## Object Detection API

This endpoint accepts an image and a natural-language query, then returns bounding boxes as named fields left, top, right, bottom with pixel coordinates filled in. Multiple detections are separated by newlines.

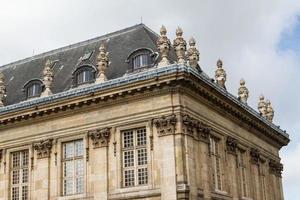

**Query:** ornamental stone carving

left=196, top=121, right=211, bottom=142
left=173, top=27, right=186, bottom=65
left=215, top=59, right=227, bottom=89
left=96, top=44, right=109, bottom=83
left=226, top=136, right=238, bottom=154
left=269, top=160, right=283, bottom=177
left=181, top=114, right=196, bottom=135
left=238, top=79, right=249, bottom=104
left=265, top=100, right=274, bottom=122
left=88, top=127, right=111, bottom=148
left=41, top=59, right=54, bottom=97
left=258, top=95, right=267, bottom=117
left=157, top=25, right=171, bottom=67
left=153, top=114, right=177, bottom=136
left=0, top=71, right=6, bottom=107
left=187, top=37, right=200, bottom=68
left=250, top=148, right=260, bottom=165
left=33, top=139, right=53, bottom=159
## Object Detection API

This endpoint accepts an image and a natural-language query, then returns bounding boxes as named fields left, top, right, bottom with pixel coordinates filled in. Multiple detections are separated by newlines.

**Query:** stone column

left=226, top=137, right=239, bottom=200
left=88, top=128, right=111, bottom=200
left=33, top=139, right=53, bottom=200
left=153, top=115, right=177, bottom=200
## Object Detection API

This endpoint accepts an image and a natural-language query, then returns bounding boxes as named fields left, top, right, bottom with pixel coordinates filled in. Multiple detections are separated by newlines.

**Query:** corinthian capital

left=88, top=127, right=111, bottom=148
left=33, top=139, right=53, bottom=159
left=153, top=114, right=177, bottom=136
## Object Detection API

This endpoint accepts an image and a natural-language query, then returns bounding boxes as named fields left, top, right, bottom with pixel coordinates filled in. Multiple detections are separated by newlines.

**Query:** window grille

left=10, top=150, right=29, bottom=200
left=62, top=140, right=84, bottom=195
left=122, top=127, right=148, bottom=187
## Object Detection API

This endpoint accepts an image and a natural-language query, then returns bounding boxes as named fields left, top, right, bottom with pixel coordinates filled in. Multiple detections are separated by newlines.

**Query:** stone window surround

left=113, top=121, right=154, bottom=194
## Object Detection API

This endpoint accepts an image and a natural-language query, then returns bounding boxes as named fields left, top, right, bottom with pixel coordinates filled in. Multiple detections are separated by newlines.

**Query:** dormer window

left=23, top=79, right=43, bottom=99
left=133, top=54, right=151, bottom=69
left=126, top=48, right=157, bottom=73
left=72, top=65, right=96, bottom=87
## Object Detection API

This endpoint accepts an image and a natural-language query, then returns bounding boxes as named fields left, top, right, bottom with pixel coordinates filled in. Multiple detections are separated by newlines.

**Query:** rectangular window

left=122, top=127, right=148, bottom=187
left=10, top=150, right=29, bottom=200
left=210, top=137, right=223, bottom=191
left=238, top=150, right=248, bottom=197
left=62, top=140, right=84, bottom=196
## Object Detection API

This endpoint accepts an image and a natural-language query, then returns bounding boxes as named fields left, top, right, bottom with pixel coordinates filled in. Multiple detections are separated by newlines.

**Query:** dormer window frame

left=72, top=64, right=97, bottom=87
left=23, top=79, right=43, bottom=100
left=126, top=48, right=158, bottom=73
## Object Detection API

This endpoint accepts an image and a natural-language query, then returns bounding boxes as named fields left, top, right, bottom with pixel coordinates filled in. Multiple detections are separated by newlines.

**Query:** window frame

left=23, top=79, right=43, bottom=99
left=9, top=149, right=30, bottom=200
left=210, top=136, right=224, bottom=192
left=121, top=127, right=149, bottom=188
left=72, top=65, right=96, bottom=87
left=125, top=48, right=157, bottom=73
left=61, top=139, right=85, bottom=196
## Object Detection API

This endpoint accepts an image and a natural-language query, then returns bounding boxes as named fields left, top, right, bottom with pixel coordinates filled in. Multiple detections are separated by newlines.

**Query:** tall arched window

left=72, top=65, right=96, bottom=87
left=23, top=79, right=43, bottom=99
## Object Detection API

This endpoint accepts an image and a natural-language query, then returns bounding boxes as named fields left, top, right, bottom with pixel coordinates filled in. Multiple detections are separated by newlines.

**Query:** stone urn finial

left=41, top=59, right=54, bottom=97
left=258, top=95, right=267, bottom=117
left=0, top=71, right=6, bottom=107
left=157, top=25, right=171, bottom=67
left=265, top=100, right=274, bottom=122
left=173, top=27, right=186, bottom=65
left=215, top=59, right=227, bottom=89
left=238, top=79, right=249, bottom=103
left=96, top=44, right=109, bottom=83
left=187, top=37, right=200, bottom=68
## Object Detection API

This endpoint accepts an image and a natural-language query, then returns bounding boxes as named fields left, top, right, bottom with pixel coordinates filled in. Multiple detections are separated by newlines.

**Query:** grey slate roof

left=0, top=24, right=176, bottom=106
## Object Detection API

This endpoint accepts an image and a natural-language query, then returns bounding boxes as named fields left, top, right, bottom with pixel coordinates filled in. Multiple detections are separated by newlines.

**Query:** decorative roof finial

left=96, top=44, right=109, bottom=83
left=258, top=95, right=267, bottom=117
left=215, top=59, right=227, bottom=89
left=0, top=71, right=6, bottom=107
left=187, top=37, right=200, bottom=69
left=266, top=100, right=274, bottom=122
left=173, top=27, right=186, bottom=65
left=157, top=25, right=171, bottom=67
left=41, top=59, right=54, bottom=97
left=238, top=79, right=249, bottom=103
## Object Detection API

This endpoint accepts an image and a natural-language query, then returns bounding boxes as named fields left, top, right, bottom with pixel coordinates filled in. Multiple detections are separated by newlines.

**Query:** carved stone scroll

left=33, top=139, right=53, bottom=159
left=88, top=127, right=111, bottom=148
left=153, top=114, right=177, bottom=136
left=226, top=136, right=238, bottom=155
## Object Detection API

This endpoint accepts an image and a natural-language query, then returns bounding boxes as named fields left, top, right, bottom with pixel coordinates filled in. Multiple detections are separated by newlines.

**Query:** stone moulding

left=33, top=139, right=53, bottom=159
left=88, top=127, right=111, bottom=148
left=0, top=65, right=289, bottom=148
left=226, top=136, right=238, bottom=155
left=153, top=114, right=177, bottom=136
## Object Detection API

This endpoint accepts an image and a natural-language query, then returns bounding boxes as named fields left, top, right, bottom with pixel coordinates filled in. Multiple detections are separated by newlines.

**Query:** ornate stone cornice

left=33, top=139, right=53, bottom=159
left=88, top=127, right=111, bottom=148
left=250, top=148, right=260, bottom=165
left=226, top=136, right=238, bottom=155
left=269, top=160, right=283, bottom=177
left=153, top=114, right=177, bottom=136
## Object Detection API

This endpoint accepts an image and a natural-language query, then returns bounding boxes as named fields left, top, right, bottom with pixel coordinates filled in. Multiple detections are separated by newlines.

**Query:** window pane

left=12, top=170, right=20, bottom=184
left=77, top=70, right=93, bottom=85
left=75, top=140, right=84, bottom=157
left=64, top=161, right=74, bottom=178
left=133, top=54, right=150, bottom=69
left=76, top=177, right=84, bottom=194
left=137, top=148, right=147, bottom=166
left=12, top=152, right=20, bottom=168
left=123, top=131, right=134, bottom=148
left=27, top=83, right=40, bottom=98
left=22, top=185, right=28, bottom=200
left=123, top=151, right=134, bottom=167
left=75, top=159, right=84, bottom=177
left=64, top=143, right=74, bottom=159
left=22, top=151, right=29, bottom=167
left=124, top=169, right=135, bottom=187
left=138, top=168, right=148, bottom=185
left=136, top=128, right=147, bottom=146
left=64, top=179, right=73, bottom=195
left=22, top=168, right=28, bottom=183
left=12, top=187, right=19, bottom=200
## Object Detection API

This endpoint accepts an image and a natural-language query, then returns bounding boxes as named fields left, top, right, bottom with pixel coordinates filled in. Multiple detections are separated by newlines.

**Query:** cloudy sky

left=0, top=0, right=299, bottom=198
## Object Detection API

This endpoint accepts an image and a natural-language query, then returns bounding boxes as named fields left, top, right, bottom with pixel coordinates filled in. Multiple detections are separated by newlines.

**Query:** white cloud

left=0, top=0, right=300, bottom=198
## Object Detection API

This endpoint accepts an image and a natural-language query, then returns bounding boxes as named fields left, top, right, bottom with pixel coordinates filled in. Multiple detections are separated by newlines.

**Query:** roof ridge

left=0, top=23, right=145, bottom=70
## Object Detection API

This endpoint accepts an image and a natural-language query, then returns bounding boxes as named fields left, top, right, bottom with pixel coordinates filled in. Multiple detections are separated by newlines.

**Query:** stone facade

left=0, top=25, right=289, bottom=200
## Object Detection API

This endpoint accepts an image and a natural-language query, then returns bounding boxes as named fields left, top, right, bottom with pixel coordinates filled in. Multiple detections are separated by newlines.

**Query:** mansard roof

left=0, top=23, right=175, bottom=106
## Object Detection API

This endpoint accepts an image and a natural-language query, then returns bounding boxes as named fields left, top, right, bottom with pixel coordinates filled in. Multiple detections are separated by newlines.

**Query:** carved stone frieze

left=226, top=136, right=238, bottom=155
left=33, top=139, right=53, bottom=159
left=153, top=114, right=177, bottom=136
left=250, top=148, right=260, bottom=165
left=88, top=127, right=111, bottom=148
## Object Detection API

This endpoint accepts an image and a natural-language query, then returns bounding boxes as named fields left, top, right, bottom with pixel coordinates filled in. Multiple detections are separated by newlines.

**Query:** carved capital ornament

left=88, top=127, right=111, bottom=148
left=153, top=114, right=177, bottom=136
left=33, top=139, right=53, bottom=159
left=250, top=148, right=260, bottom=165
left=226, top=136, right=238, bottom=154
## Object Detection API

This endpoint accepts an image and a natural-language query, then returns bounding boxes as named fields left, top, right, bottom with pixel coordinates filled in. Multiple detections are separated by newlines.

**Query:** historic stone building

left=0, top=24, right=289, bottom=200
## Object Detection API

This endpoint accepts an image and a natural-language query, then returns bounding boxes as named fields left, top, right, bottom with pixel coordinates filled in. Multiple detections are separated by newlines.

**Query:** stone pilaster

left=88, top=128, right=111, bottom=199
left=249, top=148, right=261, bottom=199
left=226, top=137, right=239, bottom=199
left=33, top=139, right=53, bottom=200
